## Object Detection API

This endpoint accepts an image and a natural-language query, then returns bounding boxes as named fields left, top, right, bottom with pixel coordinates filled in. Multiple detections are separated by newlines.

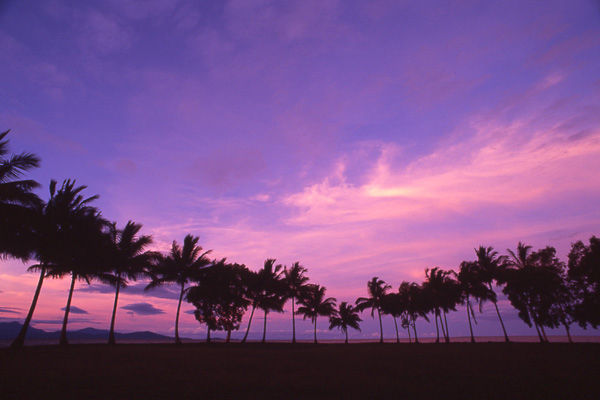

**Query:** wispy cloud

left=61, top=306, right=89, bottom=315
left=121, top=302, right=165, bottom=316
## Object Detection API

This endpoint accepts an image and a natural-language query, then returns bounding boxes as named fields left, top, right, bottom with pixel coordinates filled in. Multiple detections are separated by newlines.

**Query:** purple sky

left=1, top=0, right=600, bottom=341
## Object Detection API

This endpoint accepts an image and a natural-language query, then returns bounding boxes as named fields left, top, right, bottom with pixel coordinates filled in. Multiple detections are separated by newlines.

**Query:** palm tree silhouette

left=106, top=221, right=159, bottom=345
left=356, top=277, right=390, bottom=343
left=146, top=234, right=212, bottom=344
left=380, top=292, right=405, bottom=343
left=329, top=302, right=361, bottom=344
left=457, top=261, right=496, bottom=343
left=398, top=281, right=430, bottom=343
left=11, top=179, right=103, bottom=347
left=283, top=262, right=310, bottom=343
left=475, top=246, right=510, bottom=342
left=256, top=259, right=286, bottom=343
left=297, top=284, right=337, bottom=343
left=0, top=129, right=41, bottom=260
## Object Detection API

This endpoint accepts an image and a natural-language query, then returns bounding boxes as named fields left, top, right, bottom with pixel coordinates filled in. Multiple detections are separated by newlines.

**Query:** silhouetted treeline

left=2, top=129, right=599, bottom=347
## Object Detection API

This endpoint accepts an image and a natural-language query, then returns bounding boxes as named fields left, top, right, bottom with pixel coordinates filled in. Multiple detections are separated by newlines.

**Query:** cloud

left=77, top=283, right=116, bottom=294
left=0, top=307, right=21, bottom=315
left=61, top=306, right=89, bottom=314
left=121, top=302, right=165, bottom=316
left=122, top=282, right=181, bottom=300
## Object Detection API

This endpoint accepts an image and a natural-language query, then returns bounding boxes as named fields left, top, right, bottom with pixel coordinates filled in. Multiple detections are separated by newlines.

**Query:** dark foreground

left=1, top=342, right=599, bottom=399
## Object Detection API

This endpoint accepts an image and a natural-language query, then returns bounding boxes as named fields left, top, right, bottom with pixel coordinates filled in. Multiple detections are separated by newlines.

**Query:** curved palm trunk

left=489, top=284, right=510, bottom=343
left=377, top=307, right=384, bottom=343
left=564, top=322, right=573, bottom=343
left=393, top=316, right=400, bottom=344
left=291, top=296, right=296, bottom=344
left=540, top=325, right=549, bottom=343
left=434, top=309, right=440, bottom=343
left=242, top=306, right=256, bottom=343
left=60, top=273, right=77, bottom=346
left=313, top=316, right=318, bottom=344
left=262, top=310, right=268, bottom=343
left=438, top=312, right=447, bottom=341
left=108, top=274, right=122, bottom=345
left=412, top=321, right=419, bottom=343
left=174, top=283, right=185, bottom=345
left=442, top=311, right=450, bottom=343
left=466, top=298, right=475, bottom=343
left=529, top=307, right=545, bottom=343
left=407, top=325, right=412, bottom=343
left=11, top=265, right=46, bottom=348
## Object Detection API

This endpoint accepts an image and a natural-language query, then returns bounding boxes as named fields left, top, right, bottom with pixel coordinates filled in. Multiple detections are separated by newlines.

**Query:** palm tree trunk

left=174, top=283, right=184, bottom=345
left=60, top=273, right=77, bottom=346
left=206, top=327, right=211, bottom=343
left=226, top=329, right=231, bottom=343
left=489, top=284, right=510, bottom=343
left=529, top=308, right=544, bottom=343
left=313, top=316, right=318, bottom=344
left=466, top=297, right=475, bottom=343
left=291, top=296, right=296, bottom=344
left=393, top=316, right=400, bottom=343
left=407, top=325, right=412, bottom=343
left=443, top=310, right=450, bottom=343
left=108, top=274, right=122, bottom=345
left=11, top=265, right=46, bottom=349
left=540, top=325, right=549, bottom=343
left=345, top=329, right=348, bottom=344
left=434, top=309, right=440, bottom=343
left=377, top=307, right=384, bottom=343
left=242, top=306, right=255, bottom=343
left=262, top=310, right=268, bottom=343
left=564, top=322, right=573, bottom=343
left=413, top=321, right=419, bottom=343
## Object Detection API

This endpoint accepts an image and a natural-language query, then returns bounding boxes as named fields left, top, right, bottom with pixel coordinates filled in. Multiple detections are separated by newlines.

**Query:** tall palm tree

left=475, top=246, right=510, bottom=342
left=399, top=281, right=431, bottom=343
left=0, top=129, right=41, bottom=260
left=329, top=302, right=361, bottom=344
left=241, top=268, right=260, bottom=343
left=10, top=179, right=102, bottom=348
left=297, top=284, right=337, bottom=343
left=356, top=277, right=391, bottom=343
left=106, top=221, right=160, bottom=345
left=146, top=234, right=212, bottom=344
left=257, top=259, right=286, bottom=343
left=423, top=267, right=459, bottom=343
left=283, top=262, right=310, bottom=343
left=380, top=292, right=405, bottom=343
left=457, top=261, right=497, bottom=343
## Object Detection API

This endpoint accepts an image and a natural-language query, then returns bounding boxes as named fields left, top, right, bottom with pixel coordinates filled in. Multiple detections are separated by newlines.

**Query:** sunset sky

left=1, top=0, right=600, bottom=341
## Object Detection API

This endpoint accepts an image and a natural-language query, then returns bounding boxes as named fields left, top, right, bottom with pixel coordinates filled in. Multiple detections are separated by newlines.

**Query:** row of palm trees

left=2, top=129, right=599, bottom=346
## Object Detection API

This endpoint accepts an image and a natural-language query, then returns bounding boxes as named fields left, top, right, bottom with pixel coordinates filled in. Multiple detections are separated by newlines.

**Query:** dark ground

left=1, top=342, right=598, bottom=399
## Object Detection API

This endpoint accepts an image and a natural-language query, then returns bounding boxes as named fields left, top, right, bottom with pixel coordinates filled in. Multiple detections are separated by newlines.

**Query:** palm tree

left=398, top=281, right=430, bottom=343
left=329, top=302, right=361, bottom=344
left=283, top=262, right=310, bottom=343
left=475, top=246, right=510, bottom=342
left=0, top=129, right=41, bottom=260
left=241, top=268, right=260, bottom=343
left=297, top=284, right=337, bottom=343
left=355, top=277, right=391, bottom=343
left=457, top=261, right=497, bottom=343
left=106, top=221, right=159, bottom=345
left=146, top=234, right=212, bottom=344
left=11, top=179, right=102, bottom=348
left=380, top=292, right=405, bottom=343
left=256, top=259, right=286, bottom=343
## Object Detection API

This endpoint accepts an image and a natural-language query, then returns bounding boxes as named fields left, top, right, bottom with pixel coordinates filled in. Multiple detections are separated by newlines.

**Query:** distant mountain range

left=0, top=321, right=172, bottom=341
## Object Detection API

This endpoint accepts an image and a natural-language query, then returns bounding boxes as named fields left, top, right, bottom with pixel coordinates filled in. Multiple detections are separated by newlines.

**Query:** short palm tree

left=106, top=221, right=159, bottom=345
left=256, top=259, right=286, bottom=343
left=329, top=302, right=361, bottom=344
left=283, top=262, right=310, bottom=343
left=355, top=277, right=391, bottom=343
left=146, top=234, right=212, bottom=344
left=398, top=281, right=431, bottom=343
left=423, top=267, right=459, bottom=343
left=297, top=284, right=337, bottom=343
left=380, top=292, right=406, bottom=343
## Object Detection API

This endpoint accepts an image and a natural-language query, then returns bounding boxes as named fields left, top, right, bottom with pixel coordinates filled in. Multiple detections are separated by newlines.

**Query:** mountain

left=0, top=322, right=172, bottom=340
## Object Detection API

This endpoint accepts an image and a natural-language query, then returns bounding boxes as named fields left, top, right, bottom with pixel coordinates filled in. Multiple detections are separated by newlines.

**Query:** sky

left=1, top=0, right=600, bottom=342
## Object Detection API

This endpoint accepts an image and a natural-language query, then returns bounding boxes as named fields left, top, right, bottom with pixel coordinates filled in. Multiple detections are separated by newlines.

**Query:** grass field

left=1, top=342, right=599, bottom=399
